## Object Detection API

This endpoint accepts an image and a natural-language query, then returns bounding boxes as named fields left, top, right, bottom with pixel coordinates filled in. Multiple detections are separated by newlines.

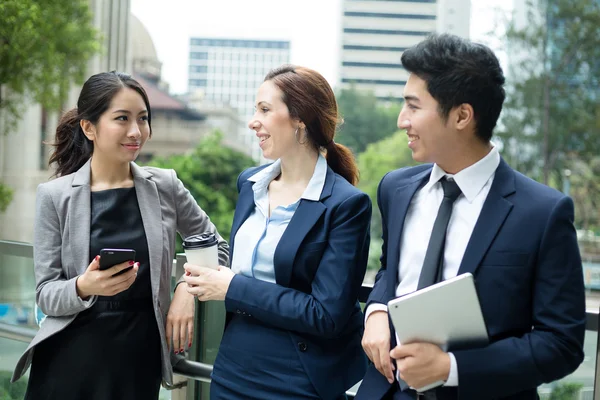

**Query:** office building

left=339, top=0, right=471, bottom=102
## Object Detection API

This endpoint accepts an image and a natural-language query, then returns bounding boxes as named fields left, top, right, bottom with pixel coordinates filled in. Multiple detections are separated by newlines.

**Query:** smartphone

left=99, top=248, right=136, bottom=274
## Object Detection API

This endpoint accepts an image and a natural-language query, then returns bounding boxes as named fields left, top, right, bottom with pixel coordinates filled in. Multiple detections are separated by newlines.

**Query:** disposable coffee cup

left=182, top=233, right=219, bottom=270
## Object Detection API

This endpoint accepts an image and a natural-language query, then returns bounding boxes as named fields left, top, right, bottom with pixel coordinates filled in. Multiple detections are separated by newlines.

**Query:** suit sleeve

left=171, top=169, right=229, bottom=268
left=224, top=192, right=372, bottom=338
left=366, top=172, right=392, bottom=309
left=34, top=184, right=96, bottom=317
left=453, top=196, right=586, bottom=399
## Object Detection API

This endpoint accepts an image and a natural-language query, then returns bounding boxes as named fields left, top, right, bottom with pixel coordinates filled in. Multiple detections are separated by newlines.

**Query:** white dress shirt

left=366, top=146, right=500, bottom=387
left=230, top=155, right=327, bottom=282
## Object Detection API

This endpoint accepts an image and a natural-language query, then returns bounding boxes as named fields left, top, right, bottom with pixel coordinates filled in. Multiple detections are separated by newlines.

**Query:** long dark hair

left=265, top=65, right=359, bottom=186
left=48, top=71, right=152, bottom=177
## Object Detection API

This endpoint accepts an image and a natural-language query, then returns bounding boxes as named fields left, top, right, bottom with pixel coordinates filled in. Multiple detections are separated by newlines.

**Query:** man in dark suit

left=356, top=34, right=586, bottom=400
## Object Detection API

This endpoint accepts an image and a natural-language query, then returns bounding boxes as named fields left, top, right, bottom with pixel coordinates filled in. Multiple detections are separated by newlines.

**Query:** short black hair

left=401, top=34, right=505, bottom=142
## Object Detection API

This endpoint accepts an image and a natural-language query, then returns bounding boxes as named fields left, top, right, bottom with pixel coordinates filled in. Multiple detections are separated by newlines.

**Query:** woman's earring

left=295, top=126, right=308, bottom=145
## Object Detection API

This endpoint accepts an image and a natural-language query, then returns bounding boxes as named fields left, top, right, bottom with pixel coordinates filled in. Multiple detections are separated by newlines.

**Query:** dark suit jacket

left=223, top=164, right=372, bottom=400
left=356, top=159, right=586, bottom=400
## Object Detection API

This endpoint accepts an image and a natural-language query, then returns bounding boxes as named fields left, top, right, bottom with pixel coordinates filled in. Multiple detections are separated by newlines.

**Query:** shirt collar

left=248, top=154, right=328, bottom=201
left=423, top=145, right=500, bottom=203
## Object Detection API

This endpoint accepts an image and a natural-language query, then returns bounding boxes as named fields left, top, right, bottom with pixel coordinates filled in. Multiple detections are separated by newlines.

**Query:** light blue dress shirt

left=230, top=155, right=328, bottom=283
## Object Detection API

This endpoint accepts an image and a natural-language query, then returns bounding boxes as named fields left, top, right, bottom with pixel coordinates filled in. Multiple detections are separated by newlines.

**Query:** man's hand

left=362, top=311, right=395, bottom=383
left=390, top=342, right=450, bottom=390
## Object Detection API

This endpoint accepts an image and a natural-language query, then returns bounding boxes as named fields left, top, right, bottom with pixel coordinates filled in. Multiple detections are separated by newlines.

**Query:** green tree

left=336, top=86, right=402, bottom=155
left=548, top=382, right=583, bottom=400
left=0, top=0, right=100, bottom=212
left=0, top=184, right=13, bottom=213
left=496, top=0, right=600, bottom=186
left=568, top=156, right=600, bottom=231
left=0, top=0, right=100, bottom=132
left=0, top=370, right=27, bottom=399
left=149, top=132, right=256, bottom=251
left=357, top=130, right=418, bottom=272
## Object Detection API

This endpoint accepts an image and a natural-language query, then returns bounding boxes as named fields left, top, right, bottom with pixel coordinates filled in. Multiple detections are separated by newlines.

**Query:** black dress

left=25, top=187, right=162, bottom=400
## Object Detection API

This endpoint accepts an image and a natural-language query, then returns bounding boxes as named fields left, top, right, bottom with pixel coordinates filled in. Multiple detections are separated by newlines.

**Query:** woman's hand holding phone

left=76, top=255, right=139, bottom=299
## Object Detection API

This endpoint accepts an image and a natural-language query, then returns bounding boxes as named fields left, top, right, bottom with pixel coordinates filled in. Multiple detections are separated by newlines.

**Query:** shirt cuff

left=364, top=303, right=388, bottom=324
left=443, top=352, right=459, bottom=386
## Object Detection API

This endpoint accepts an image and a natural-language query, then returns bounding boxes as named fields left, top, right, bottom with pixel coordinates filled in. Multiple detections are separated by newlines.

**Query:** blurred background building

left=339, top=0, right=471, bottom=102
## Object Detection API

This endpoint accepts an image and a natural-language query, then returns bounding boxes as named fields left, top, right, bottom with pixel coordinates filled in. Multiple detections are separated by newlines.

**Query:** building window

left=343, top=28, right=429, bottom=36
left=341, top=78, right=406, bottom=86
left=190, top=65, right=208, bottom=73
left=343, top=45, right=411, bottom=52
left=342, top=62, right=402, bottom=69
left=344, top=12, right=436, bottom=20
left=190, top=52, right=208, bottom=60
left=189, top=79, right=208, bottom=87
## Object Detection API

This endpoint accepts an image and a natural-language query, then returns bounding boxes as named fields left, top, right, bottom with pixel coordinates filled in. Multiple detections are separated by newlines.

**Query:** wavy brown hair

left=49, top=71, right=152, bottom=177
left=264, top=65, right=359, bottom=185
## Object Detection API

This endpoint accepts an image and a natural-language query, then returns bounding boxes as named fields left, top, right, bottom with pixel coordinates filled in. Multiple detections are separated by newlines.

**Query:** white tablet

left=387, top=273, right=489, bottom=353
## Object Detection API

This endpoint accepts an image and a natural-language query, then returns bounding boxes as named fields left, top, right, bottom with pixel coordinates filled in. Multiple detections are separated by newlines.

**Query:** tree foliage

left=0, top=370, right=27, bottom=399
left=0, top=0, right=100, bottom=133
left=548, top=382, right=583, bottom=400
left=0, top=183, right=13, bottom=213
left=357, top=130, right=418, bottom=272
left=148, top=132, right=257, bottom=250
left=336, top=86, right=402, bottom=155
left=496, top=0, right=600, bottom=186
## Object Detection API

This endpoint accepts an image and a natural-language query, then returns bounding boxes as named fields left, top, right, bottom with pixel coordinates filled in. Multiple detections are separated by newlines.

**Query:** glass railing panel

left=538, top=329, right=597, bottom=399
left=0, top=253, right=38, bottom=329
left=0, top=336, right=30, bottom=400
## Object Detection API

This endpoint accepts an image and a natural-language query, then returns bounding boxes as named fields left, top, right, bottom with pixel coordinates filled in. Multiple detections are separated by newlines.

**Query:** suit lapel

left=273, top=168, right=334, bottom=287
left=69, top=160, right=92, bottom=275
left=457, top=159, right=516, bottom=276
left=386, top=169, right=430, bottom=296
left=274, top=200, right=326, bottom=287
left=132, top=163, right=164, bottom=297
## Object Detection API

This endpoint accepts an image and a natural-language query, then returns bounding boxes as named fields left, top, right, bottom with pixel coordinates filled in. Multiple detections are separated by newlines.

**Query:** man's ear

left=80, top=119, right=96, bottom=141
left=452, top=103, right=474, bottom=132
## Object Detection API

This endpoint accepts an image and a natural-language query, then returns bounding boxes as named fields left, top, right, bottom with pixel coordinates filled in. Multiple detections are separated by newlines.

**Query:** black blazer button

left=298, top=342, right=308, bottom=352
left=236, top=309, right=242, bottom=314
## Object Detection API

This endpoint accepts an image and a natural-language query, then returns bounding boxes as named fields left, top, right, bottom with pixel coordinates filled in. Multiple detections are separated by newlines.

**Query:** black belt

left=87, top=297, right=154, bottom=313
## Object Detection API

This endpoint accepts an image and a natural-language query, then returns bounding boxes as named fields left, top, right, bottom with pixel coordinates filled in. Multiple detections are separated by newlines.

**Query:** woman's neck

left=89, top=155, right=133, bottom=190
left=278, top=148, right=319, bottom=186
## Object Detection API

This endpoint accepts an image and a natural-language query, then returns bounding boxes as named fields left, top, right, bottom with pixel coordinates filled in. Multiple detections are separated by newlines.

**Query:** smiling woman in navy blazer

left=184, top=64, right=372, bottom=400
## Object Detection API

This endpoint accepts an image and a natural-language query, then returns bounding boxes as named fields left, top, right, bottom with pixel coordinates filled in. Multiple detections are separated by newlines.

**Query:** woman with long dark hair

left=184, top=65, right=371, bottom=400
left=12, top=71, right=229, bottom=400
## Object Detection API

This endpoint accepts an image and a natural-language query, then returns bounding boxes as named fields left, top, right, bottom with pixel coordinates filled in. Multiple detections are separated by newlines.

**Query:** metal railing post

left=594, top=305, right=600, bottom=400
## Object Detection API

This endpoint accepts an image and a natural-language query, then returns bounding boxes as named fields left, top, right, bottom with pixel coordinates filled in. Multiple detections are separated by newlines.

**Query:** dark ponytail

left=48, top=71, right=152, bottom=177
left=265, top=65, right=359, bottom=186
left=48, top=108, right=93, bottom=177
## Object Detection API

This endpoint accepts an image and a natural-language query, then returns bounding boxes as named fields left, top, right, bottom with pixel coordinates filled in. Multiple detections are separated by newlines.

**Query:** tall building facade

left=339, top=0, right=471, bottom=102
left=188, top=38, right=290, bottom=160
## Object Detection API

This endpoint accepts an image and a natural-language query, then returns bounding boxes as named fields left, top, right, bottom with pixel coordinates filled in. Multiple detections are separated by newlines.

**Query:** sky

left=131, top=0, right=513, bottom=95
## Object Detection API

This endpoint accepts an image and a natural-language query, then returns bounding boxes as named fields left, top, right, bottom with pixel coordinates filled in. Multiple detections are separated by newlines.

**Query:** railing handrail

left=0, top=240, right=33, bottom=258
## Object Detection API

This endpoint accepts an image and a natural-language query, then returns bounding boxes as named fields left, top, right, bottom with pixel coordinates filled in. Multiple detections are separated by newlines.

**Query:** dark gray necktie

left=417, top=177, right=462, bottom=290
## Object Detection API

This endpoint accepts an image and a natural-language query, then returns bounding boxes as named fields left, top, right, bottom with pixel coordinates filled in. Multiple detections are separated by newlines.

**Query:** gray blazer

left=12, top=159, right=229, bottom=384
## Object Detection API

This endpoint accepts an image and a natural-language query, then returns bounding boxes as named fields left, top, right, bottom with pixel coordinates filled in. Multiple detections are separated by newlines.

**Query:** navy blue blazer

left=223, top=163, right=372, bottom=399
left=356, top=159, right=586, bottom=400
